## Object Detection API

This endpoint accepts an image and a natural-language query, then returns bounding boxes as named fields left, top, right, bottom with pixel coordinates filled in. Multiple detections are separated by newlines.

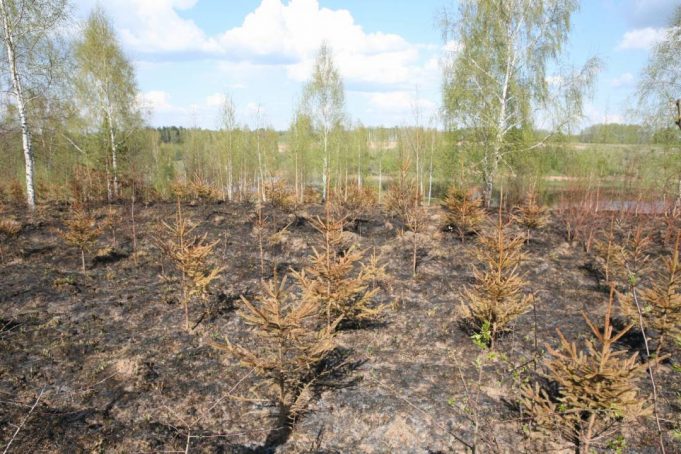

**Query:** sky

left=71, top=0, right=680, bottom=130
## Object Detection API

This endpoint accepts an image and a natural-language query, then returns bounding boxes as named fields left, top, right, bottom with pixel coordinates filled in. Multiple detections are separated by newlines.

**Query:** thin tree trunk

left=256, top=129, right=265, bottom=202
left=1, top=0, right=36, bottom=209
left=106, top=107, right=119, bottom=200
left=428, top=131, right=434, bottom=205
left=378, top=154, right=383, bottom=204
left=294, top=148, right=299, bottom=202
left=357, top=138, right=362, bottom=188
left=227, top=132, right=233, bottom=201
left=322, top=129, right=329, bottom=202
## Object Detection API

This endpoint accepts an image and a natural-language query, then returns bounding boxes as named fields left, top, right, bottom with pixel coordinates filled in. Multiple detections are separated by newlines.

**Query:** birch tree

left=74, top=7, right=139, bottom=201
left=288, top=110, right=313, bottom=202
left=441, top=0, right=598, bottom=205
left=0, top=0, right=69, bottom=209
left=636, top=6, right=681, bottom=203
left=302, top=43, right=345, bottom=202
left=637, top=7, right=681, bottom=129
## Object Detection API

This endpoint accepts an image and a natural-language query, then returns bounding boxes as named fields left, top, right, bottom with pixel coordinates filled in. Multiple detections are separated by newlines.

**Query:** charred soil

left=0, top=201, right=679, bottom=453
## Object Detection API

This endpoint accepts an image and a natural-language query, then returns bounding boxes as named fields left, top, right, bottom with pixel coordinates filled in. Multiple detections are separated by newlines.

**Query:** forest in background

left=1, top=1, right=680, bottom=209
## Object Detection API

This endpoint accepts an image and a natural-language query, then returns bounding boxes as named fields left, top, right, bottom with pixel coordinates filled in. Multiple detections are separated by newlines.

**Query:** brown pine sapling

left=460, top=206, right=531, bottom=349
left=620, top=232, right=681, bottom=354
left=105, top=204, right=122, bottom=248
left=157, top=202, right=224, bottom=331
left=334, top=182, right=377, bottom=229
left=209, top=274, right=337, bottom=439
left=404, top=200, right=426, bottom=278
left=60, top=205, right=103, bottom=272
left=252, top=201, right=268, bottom=278
left=292, top=203, right=385, bottom=329
left=442, top=186, right=486, bottom=242
left=521, top=288, right=664, bottom=453
left=383, top=159, right=419, bottom=220
left=514, top=187, right=548, bottom=243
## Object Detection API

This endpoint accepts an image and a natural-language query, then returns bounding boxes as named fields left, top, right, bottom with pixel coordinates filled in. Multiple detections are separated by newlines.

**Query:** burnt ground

left=0, top=201, right=679, bottom=453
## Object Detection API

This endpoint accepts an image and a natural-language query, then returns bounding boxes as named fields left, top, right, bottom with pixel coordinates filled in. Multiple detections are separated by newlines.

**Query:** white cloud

left=215, top=0, right=431, bottom=88
left=205, top=93, right=227, bottom=108
left=137, top=90, right=180, bottom=112
left=85, top=0, right=215, bottom=54
left=245, top=102, right=267, bottom=119
left=443, top=40, right=463, bottom=53
left=611, top=72, right=635, bottom=88
left=545, top=75, right=563, bottom=87
left=77, top=0, right=438, bottom=90
left=583, top=103, right=624, bottom=126
left=367, top=91, right=437, bottom=116
left=617, top=27, right=668, bottom=50
left=74, top=0, right=444, bottom=128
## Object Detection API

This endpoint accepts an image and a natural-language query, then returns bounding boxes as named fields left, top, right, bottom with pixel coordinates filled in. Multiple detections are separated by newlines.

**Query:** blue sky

left=72, top=0, right=679, bottom=130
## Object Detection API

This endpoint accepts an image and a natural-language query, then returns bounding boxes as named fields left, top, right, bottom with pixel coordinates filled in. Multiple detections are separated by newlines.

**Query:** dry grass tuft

left=0, top=218, right=21, bottom=238
left=0, top=218, right=22, bottom=262
left=264, top=179, right=297, bottom=211
left=8, top=180, right=25, bottom=205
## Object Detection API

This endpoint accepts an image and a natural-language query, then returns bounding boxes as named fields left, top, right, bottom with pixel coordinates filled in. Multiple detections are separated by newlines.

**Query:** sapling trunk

left=412, top=234, right=417, bottom=278
left=579, top=413, right=597, bottom=454
left=183, top=295, right=190, bottom=332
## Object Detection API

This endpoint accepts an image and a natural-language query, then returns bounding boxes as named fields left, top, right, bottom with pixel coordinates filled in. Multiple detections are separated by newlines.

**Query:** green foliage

left=636, top=6, right=681, bottom=131
left=302, top=42, right=345, bottom=200
left=471, top=320, right=492, bottom=350
left=441, top=0, right=598, bottom=203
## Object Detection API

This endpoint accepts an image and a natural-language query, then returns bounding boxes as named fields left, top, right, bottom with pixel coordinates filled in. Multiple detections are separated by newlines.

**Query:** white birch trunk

left=1, top=0, right=36, bottom=209
left=106, top=106, right=119, bottom=200
left=321, top=129, right=328, bottom=202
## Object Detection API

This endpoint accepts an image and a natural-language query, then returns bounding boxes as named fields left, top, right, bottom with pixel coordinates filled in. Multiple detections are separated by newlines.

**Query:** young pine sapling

left=521, top=289, right=663, bottom=453
left=60, top=206, right=103, bottom=272
left=442, top=186, right=486, bottom=242
left=157, top=202, right=224, bottom=331
left=460, top=208, right=531, bottom=349
left=209, top=275, right=338, bottom=439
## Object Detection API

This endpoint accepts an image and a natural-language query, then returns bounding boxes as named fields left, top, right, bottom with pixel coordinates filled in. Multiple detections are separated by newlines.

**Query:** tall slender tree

left=288, top=110, right=313, bottom=202
left=302, top=42, right=345, bottom=202
left=441, top=0, right=598, bottom=205
left=636, top=7, right=681, bottom=204
left=636, top=7, right=681, bottom=130
left=220, top=94, right=237, bottom=200
left=74, top=7, right=139, bottom=201
left=0, top=0, right=69, bottom=209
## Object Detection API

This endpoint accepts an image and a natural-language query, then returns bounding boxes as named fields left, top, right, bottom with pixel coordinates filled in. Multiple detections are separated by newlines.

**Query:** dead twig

left=629, top=286, right=666, bottom=454
left=3, top=386, right=46, bottom=454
